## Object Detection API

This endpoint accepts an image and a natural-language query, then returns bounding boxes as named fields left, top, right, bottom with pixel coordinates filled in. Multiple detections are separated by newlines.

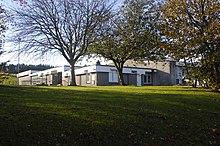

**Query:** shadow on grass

left=0, top=85, right=220, bottom=146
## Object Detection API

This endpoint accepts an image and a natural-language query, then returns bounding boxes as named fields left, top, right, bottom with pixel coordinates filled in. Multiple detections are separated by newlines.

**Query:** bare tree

left=12, top=0, right=114, bottom=85
left=0, top=5, right=7, bottom=57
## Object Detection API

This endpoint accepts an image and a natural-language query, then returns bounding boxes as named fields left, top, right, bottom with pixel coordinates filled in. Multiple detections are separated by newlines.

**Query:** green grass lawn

left=0, top=85, right=219, bottom=146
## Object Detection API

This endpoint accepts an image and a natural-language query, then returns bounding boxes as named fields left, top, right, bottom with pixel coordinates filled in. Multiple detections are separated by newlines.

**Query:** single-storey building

left=18, top=60, right=184, bottom=86
left=74, top=65, right=156, bottom=86
left=18, top=65, right=71, bottom=86
left=18, top=64, right=157, bottom=86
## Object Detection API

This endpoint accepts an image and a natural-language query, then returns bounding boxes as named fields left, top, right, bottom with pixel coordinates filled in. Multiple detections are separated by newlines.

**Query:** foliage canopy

left=91, top=0, right=161, bottom=85
left=160, top=0, right=220, bottom=90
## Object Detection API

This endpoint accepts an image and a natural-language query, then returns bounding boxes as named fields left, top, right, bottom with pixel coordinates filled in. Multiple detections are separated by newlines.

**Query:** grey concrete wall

left=96, top=72, right=137, bottom=86
left=153, top=61, right=176, bottom=85
left=152, top=72, right=157, bottom=86
left=51, top=72, right=62, bottom=85
left=123, top=60, right=177, bottom=85
left=124, top=74, right=137, bottom=86
left=96, top=72, right=119, bottom=86
left=155, top=62, right=173, bottom=85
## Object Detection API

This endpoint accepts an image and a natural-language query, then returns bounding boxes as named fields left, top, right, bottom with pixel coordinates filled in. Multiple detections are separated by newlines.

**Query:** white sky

left=1, top=0, right=69, bottom=66
left=1, top=0, right=122, bottom=66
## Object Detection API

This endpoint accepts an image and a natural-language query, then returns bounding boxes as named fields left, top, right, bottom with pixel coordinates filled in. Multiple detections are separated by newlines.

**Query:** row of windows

left=85, top=70, right=152, bottom=84
left=109, top=70, right=152, bottom=84
left=109, top=69, right=152, bottom=84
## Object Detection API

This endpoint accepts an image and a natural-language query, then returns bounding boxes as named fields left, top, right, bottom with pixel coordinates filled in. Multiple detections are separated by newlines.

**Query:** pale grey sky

left=1, top=0, right=123, bottom=66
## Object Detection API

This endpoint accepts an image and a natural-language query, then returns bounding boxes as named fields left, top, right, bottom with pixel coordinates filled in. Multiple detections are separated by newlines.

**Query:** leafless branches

left=11, top=0, right=114, bottom=85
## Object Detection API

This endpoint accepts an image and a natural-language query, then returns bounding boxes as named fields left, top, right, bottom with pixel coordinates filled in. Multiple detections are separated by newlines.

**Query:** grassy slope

left=0, top=86, right=219, bottom=146
left=0, top=73, right=18, bottom=85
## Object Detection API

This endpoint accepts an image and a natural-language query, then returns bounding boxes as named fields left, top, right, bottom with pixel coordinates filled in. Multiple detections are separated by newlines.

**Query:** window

left=85, top=70, right=90, bottom=83
left=144, top=72, right=152, bottom=84
left=109, top=69, right=118, bottom=83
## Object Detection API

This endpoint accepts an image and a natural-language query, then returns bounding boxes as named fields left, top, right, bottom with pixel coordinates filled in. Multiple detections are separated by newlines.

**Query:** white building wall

left=96, top=65, right=152, bottom=74
left=18, top=65, right=155, bottom=86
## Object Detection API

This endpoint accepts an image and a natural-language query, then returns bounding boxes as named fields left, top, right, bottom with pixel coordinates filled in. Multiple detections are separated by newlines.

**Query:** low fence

left=0, top=80, right=18, bottom=85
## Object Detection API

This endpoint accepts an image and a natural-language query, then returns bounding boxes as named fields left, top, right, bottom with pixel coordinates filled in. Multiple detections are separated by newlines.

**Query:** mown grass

left=0, top=85, right=219, bottom=146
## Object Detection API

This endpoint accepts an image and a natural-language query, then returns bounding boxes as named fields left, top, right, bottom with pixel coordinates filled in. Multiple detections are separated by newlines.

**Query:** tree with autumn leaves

left=160, top=0, right=220, bottom=90
left=7, top=0, right=220, bottom=89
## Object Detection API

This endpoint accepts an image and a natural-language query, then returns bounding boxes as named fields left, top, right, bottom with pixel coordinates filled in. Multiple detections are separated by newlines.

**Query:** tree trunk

left=214, top=62, right=220, bottom=90
left=118, top=67, right=126, bottom=86
left=69, top=63, right=77, bottom=86
left=114, top=62, right=126, bottom=86
left=193, top=78, right=197, bottom=88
